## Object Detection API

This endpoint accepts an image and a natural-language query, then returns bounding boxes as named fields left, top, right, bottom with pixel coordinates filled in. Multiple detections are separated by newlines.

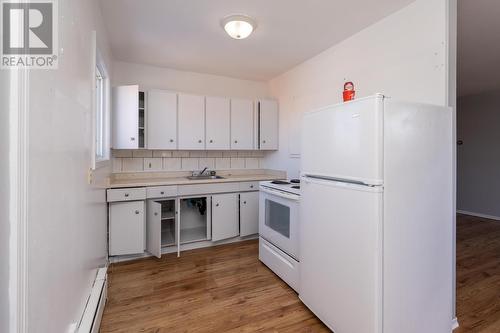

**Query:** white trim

left=9, top=65, right=29, bottom=333
left=457, top=210, right=500, bottom=221
left=78, top=267, right=108, bottom=333
left=452, top=317, right=459, bottom=330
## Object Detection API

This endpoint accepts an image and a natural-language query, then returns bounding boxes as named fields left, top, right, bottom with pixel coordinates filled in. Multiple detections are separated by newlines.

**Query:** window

left=95, top=64, right=105, bottom=160
left=92, top=31, right=110, bottom=169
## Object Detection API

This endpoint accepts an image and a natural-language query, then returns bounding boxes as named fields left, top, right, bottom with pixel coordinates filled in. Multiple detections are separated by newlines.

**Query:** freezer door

left=299, top=176, right=383, bottom=333
left=301, top=95, right=384, bottom=185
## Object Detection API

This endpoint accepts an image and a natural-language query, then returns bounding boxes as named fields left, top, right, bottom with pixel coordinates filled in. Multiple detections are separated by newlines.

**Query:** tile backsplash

left=112, top=150, right=266, bottom=173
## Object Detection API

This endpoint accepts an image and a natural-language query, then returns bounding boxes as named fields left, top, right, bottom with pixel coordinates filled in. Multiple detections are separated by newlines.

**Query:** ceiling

left=100, top=0, right=414, bottom=81
left=458, top=0, right=500, bottom=96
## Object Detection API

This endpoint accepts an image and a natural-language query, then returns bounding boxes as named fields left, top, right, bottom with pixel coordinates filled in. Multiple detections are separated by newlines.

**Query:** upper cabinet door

left=231, top=99, right=254, bottom=150
left=206, top=96, right=230, bottom=150
left=147, top=90, right=177, bottom=149
left=112, top=85, right=139, bottom=149
left=259, top=99, right=279, bottom=150
left=178, top=93, right=205, bottom=150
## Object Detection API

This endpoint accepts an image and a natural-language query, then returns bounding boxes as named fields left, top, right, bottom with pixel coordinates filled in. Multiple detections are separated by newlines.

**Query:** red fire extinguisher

left=343, top=81, right=355, bottom=102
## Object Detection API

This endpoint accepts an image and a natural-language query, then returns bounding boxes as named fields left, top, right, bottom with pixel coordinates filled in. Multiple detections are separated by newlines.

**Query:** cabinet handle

left=130, top=137, right=135, bottom=141
left=148, top=163, right=152, bottom=168
left=198, top=139, right=202, bottom=143
left=215, top=203, right=219, bottom=207
left=243, top=201, right=247, bottom=204
left=170, top=139, right=174, bottom=143
left=209, top=139, right=213, bottom=143
left=160, top=191, right=165, bottom=195
left=234, top=140, right=238, bottom=144
left=154, top=212, right=158, bottom=216
left=124, top=193, right=129, bottom=197
left=135, top=210, right=140, bottom=215
left=250, top=185, right=254, bottom=188
left=262, top=140, right=266, bottom=144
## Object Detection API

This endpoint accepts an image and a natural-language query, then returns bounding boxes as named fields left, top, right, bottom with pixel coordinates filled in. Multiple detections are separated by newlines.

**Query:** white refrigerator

left=299, top=94, right=454, bottom=333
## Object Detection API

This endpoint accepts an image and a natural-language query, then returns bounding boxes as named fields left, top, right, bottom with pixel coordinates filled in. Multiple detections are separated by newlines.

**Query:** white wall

left=25, top=0, right=112, bottom=331
left=457, top=91, right=500, bottom=219
left=113, top=61, right=270, bottom=99
left=265, top=0, right=451, bottom=178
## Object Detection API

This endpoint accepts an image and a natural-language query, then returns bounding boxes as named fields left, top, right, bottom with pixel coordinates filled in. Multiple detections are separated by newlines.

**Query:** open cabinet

left=147, top=198, right=179, bottom=258
left=179, top=196, right=211, bottom=244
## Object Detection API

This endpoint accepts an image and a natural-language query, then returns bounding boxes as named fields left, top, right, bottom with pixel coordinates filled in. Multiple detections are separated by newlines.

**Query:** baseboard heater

left=78, top=267, right=107, bottom=333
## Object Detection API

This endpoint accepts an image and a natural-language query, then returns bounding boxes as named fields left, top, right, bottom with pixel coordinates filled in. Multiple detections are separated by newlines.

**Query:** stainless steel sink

left=186, top=175, right=225, bottom=180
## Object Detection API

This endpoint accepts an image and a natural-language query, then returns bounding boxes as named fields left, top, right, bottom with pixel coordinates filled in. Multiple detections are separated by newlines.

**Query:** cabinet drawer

left=178, top=183, right=240, bottom=196
left=146, top=186, right=178, bottom=199
left=239, top=181, right=259, bottom=191
left=107, top=188, right=146, bottom=202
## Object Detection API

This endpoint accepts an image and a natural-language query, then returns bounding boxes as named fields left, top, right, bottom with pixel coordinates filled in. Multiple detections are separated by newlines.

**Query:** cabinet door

left=231, top=99, right=254, bottom=150
left=109, top=201, right=145, bottom=255
left=178, top=93, right=205, bottom=150
left=212, top=193, right=239, bottom=241
left=240, top=192, right=259, bottom=237
left=146, top=200, right=161, bottom=258
left=112, top=85, right=139, bottom=149
left=147, top=90, right=177, bottom=149
left=259, top=100, right=279, bottom=150
left=206, top=96, right=230, bottom=150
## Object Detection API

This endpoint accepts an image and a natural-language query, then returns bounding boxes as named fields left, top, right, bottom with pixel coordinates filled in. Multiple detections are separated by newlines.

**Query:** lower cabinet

left=212, top=193, right=239, bottom=242
left=240, top=192, right=259, bottom=237
left=109, top=201, right=145, bottom=256
left=108, top=186, right=261, bottom=258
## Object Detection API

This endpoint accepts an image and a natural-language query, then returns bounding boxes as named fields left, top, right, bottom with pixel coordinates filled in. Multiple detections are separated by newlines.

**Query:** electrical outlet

left=87, top=168, right=93, bottom=184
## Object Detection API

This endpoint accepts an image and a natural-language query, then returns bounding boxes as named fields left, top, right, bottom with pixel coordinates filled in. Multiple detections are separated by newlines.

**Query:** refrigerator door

left=299, top=176, right=383, bottom=333
left=301, top=95, right=384, bottom=185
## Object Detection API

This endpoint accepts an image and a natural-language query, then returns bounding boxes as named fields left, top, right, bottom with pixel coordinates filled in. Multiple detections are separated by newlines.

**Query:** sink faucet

left=192, top=167, right=209, bottom=177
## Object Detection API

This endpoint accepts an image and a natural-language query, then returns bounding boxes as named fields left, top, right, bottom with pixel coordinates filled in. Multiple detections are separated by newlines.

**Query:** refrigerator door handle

left=302, top=176, right=383, bottom=193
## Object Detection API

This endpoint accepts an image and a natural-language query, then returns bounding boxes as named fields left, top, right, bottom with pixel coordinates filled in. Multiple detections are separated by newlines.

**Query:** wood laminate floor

left=454, top=214, right=500, bottom=333
left=100, top=240, right=329, bottom=332
left=101, top=214, right=500, bottom=332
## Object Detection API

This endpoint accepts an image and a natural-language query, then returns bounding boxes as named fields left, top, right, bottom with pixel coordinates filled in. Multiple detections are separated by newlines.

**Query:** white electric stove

left=259, top=179, right=301, bottom=292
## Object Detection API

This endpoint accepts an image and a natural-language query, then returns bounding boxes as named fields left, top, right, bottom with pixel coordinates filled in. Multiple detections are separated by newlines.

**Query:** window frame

left=91, top=31, right=110, bottom=170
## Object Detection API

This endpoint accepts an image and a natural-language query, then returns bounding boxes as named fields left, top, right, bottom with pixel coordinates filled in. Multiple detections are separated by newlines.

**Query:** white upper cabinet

left=178, top=93, right=205, bottom=150
left=230, top=99, right=254, bottom=150
left=147, top=90, right=177, bottom=149
left=206, top=96, right=230, bottom=150
left=112, top=85, right=139, bottom=149
left=258, top=99, right=279, bottom=150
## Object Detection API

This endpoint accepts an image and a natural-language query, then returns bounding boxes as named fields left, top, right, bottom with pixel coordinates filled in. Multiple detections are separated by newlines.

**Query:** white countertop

left=107, top=169, right=286, bottom=189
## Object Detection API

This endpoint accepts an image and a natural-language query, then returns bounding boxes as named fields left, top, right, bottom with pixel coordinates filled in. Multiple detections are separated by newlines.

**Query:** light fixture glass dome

left=221, top=15, right=256, bottom=39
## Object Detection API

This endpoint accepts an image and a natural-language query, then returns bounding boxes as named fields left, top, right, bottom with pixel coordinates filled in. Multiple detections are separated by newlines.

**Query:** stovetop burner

left=290, top=179, right=300, bottom=184
left=271, top=180, right=290, bottom=185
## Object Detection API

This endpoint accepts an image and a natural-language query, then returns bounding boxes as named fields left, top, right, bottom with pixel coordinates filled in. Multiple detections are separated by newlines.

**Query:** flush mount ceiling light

left=221, top=14, right=257, bottom=40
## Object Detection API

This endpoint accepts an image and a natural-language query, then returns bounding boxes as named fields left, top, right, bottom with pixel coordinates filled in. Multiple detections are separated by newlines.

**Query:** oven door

left=259, top=186, right=300, bottom=260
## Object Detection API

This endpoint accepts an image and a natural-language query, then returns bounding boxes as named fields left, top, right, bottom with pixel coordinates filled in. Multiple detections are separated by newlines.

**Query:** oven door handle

left=260, top=187, right=300, bottom=201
